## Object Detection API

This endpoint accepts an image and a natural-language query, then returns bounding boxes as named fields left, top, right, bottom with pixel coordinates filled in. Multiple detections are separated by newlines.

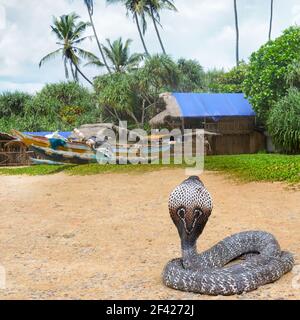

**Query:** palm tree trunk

left=134, top=11, right=149, bottom=56
left=73, top=63, right=93, bottom=85
left=141, top=99, right=146, bottom=127
left=150, top=6, right=166, bottom=55
left=268, top=0, right=274, bottom=41
left=64, top=58, right=70, bottom=80
left=233, top=0, right=239, bottom=67
left=87, top=9, right=112, bottom=74
left=70, top=60, right=76, bottom=80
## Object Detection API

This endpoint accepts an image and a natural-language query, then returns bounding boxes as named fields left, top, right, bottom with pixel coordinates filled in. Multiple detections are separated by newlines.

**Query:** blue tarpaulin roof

left=24, top=132, right=72, bottom=139
left=172, top=93, right=255, bottom=118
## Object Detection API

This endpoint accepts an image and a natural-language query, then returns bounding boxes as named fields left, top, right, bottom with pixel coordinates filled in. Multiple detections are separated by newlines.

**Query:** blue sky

left=1, top=0, right=300, bottom=93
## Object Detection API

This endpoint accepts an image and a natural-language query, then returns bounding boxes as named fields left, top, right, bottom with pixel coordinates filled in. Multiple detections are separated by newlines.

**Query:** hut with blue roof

left=150, top=92, right=265, bottom=155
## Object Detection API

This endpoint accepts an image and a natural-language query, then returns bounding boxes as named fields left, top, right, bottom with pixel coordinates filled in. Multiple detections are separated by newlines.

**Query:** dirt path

left=0, top=169, right=299, bottom=300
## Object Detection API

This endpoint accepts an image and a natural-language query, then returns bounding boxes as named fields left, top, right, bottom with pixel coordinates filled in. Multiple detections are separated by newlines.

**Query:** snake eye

left=177, top=208, right=186, bottom=219
left=194, top=209, right=202, bottom=219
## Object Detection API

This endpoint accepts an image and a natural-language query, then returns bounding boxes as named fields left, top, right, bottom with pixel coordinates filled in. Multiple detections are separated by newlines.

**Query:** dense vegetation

left=243, top=26, right=300, bottom=153
left=244, top=26, right=300, bottom=123
left=267, top=89, right=300, bottom=154
left=0, top=1, right=299, bottom=155
left=0, top=55, right=237, bottom=132
left=0, top=82, right=100, bottom=132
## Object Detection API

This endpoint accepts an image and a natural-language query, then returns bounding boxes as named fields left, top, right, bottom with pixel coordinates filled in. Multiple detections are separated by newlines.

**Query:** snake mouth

left=183, top=216, right=198, bottom=235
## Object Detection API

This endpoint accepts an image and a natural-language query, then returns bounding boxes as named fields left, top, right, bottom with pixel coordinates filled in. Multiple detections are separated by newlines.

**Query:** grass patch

left=204, top=154, right=300, bottom=183
left=0, top=154, right=299, bottom=183
left=0, top=162, right=185, bottom=176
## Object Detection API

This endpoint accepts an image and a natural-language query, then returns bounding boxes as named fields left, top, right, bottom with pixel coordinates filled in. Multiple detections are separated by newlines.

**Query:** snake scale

left=162, top=176, right=294, bottom=295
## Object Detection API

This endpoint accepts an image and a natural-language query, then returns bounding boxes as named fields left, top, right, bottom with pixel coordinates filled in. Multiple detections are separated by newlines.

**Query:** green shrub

left=59, top=105, right=85, bottom=125
left=0, top=91, right=32, bottom=117
left=267, top=88, right=300, bottom=154
left=244, top=26, right=300, bottom=122
left=209, top=63, right=248, bottom=93
left=0, top=82, right=102, bottom=132
left=23, top=82, right=100, bottom=131
left=177, top=58, right=205, bottom=92
left=94, top=55, right=181, bottom=126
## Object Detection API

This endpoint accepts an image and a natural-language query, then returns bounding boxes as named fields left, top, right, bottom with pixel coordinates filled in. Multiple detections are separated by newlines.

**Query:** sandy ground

left=0, top=169, right=299, bottom=300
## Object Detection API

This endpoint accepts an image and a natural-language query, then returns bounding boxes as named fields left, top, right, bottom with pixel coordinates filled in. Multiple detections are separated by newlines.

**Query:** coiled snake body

left=162, top=176, right=294, bottom=295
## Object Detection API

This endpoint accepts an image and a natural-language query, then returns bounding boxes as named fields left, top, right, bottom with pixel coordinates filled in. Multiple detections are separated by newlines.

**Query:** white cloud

left=0, top=0, right=300, bottom=92
left=0, top=81, right=44, bottom=93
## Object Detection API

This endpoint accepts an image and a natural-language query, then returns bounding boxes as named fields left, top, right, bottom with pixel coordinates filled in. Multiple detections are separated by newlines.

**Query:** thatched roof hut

left=0, top=132, right=15, bottom=142
left=149, top=92, right=265, bottom=155
left=0, top=132, right=32, bottom=166
left=150, top=93, right=182, bottom=127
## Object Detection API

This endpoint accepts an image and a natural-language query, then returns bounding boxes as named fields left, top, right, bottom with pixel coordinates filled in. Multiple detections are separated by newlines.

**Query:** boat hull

left=12, top=130, right=92, bottom=154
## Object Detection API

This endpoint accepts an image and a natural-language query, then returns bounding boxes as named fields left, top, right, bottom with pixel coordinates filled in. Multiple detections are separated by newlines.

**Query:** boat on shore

left=12, top=127, right=173, bottom=165
left=12, top=130, right=92, bottom=154
left=30, top=145, right=159, bottom=165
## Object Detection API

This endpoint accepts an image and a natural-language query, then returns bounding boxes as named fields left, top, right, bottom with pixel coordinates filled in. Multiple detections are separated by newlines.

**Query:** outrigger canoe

left=30, top=145, right=159, bottom=165
left=30, top=145, right=99, bottom=164
left=12, top=130, right=172, bottom=156
left=12, top=130, right=92, bottom=154
left=13, top=129, right=171, bottom=157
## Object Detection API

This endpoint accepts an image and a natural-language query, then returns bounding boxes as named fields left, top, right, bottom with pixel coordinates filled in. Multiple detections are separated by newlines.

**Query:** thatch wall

left=0, top=133, right=33, bottom=166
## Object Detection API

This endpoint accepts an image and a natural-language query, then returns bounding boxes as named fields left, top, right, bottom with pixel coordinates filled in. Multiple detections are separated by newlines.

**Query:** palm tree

left=83, top=0, right=111, bottom=73
left=145, top=0, right=177, bottom=55
left=106, top=0, right=150, bottom=56
left=268, top=0, right=274, bottom=41
left=86, top=37, right=144, bottom=72
left=39, top=13, right=96, bottom=85
left=233, top=0, right=239, bottom=66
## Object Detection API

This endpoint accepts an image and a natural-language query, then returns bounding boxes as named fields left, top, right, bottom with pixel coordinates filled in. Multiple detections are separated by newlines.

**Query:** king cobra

left=162, top=176, right=294, bottom=295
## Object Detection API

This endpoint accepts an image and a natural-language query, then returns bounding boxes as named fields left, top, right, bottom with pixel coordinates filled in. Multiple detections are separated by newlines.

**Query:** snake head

left=169, top=176, right=213, bottom=246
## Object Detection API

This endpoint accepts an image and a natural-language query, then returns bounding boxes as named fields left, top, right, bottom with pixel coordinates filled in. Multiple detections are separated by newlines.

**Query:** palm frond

left=74, top=47, right=99, bottom=61
left=84, top=0, right=94, bottom=15
left=39, top=49, right=63, bottom=67
left=73, top=21, right=91, bottom=40
left=84, top=56, right=105, bottom=68
left=50, top=26, right=64, bottom=40
left=103, top=39, right=119, bottom=68
left=127, top=52, right=144, bottom=64
left=73, top=35, right=94, bottom=44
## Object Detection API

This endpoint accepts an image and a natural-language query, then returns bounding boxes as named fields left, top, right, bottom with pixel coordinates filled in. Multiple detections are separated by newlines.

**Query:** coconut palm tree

left=106, top=0, right=150, bottom=56
left=83, top=0, right=111, bottom=73
left=145, top=0, right=177, bottom=55
left=233, top=0, right=239, bottom=66
left=268, top=0, right=274, bottom=41
left=86, top=37, right=144, bottom=72
left=39, top=13, right=96, bottom=85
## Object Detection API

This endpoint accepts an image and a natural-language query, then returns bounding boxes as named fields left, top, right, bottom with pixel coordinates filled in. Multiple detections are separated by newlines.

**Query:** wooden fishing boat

left=12, top=130, right=171, bottom=156
left=11, top=130, right=92, bottom=154
left=30, top=145, right=159, bottom=165
left=30, top=145, right=99, bottom=164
